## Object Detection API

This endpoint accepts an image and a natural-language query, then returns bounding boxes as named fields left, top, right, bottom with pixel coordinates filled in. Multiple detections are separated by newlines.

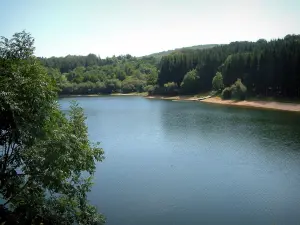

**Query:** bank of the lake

left=145, top=95, right=199, bottom=101
left=59, top=92, right=147, bottom=98
left=59, top=93, right=300, bottom=112
left=146, top=95, right=300, bottom=112
left=202, top=97, right=300, bottom=112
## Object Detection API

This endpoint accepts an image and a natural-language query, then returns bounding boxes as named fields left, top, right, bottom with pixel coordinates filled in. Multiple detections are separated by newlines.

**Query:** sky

left=1, top=0, right=300, bottom=58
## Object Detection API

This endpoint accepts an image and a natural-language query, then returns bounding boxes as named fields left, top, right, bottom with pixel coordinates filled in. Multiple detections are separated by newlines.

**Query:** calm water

left=59, top=96, right=300, bottom=225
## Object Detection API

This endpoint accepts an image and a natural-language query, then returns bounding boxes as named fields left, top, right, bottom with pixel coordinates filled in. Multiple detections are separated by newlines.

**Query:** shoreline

left=59, top=93, right=300, bottom=112
left=201, top=97, right=300, bottom=112
left=59, top=93, right=147, bottom=98
left=146, top=95, right=300, bottom=112
left=145, top=95, right=199, bottom=101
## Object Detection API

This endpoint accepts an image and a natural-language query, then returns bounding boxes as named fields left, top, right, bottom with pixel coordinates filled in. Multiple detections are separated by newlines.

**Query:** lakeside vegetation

left=39, top=55, right=159, bottom=96
left=1, top=30, right=300, bottom=224
left=1, top=32, right=105, bottom=224
left=40, top=34, right=300, bottom=101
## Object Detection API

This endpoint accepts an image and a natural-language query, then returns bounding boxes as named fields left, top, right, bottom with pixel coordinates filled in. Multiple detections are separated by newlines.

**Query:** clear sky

left=1, top=0, right=300, bottom=58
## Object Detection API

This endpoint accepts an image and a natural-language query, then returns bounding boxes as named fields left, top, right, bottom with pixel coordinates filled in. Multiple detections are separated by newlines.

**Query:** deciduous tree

left=0, top=31, right=105, bottom=225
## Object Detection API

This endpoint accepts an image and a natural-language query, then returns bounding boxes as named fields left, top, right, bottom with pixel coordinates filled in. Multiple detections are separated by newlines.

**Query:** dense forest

left=40, top=34, right=300, bottom=99
left=39, top=54, right=159, bottom=95
left=145, top=44, right=217, bottom=59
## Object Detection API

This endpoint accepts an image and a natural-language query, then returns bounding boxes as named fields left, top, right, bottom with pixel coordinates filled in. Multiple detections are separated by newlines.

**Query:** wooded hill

left=144, top=44, right=218, bottom=59
left=40, top=34, right=300, bottom=99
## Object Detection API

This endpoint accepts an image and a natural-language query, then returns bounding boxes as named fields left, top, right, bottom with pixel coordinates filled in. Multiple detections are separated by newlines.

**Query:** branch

left=1, top=133, right=14, bottom=175
left=3, top=179, right=30, bottom=206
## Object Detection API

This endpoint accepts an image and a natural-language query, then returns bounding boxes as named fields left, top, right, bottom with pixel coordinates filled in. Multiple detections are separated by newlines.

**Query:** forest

left=39, top=54, right=159, bottom=95
left=40, top=34, right=300, bottom=99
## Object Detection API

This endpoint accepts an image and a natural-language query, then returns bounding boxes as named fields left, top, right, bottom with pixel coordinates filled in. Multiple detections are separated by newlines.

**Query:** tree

left=0, top=31, right=105, bottom=224
left=221, top=79, right=247, bottom=100
left=180, top=69, right=200, bottom=94
left=39, top=34, right=300, bottom=98
left=121, top=77, right=146, bottom=93
left=212, top=72, right=224, bottom=91
left=164, top=82, right=178, bottom=95
left=104, top=79, right=121, bottom=93
left=221, top=87, right=232, bottom=99
left=231, top=78, right=247, bottom=100
left=146, top=70, right=158, bottom=86
left=144, top=85, right=155, bottom=95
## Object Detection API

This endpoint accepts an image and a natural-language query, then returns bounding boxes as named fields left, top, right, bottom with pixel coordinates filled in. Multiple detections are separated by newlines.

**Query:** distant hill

left=144, top=44, right=218, bottom=59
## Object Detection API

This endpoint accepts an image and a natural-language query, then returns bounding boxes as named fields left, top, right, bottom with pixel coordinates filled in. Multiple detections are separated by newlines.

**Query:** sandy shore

left=145, top=95, right=199, bottom=101
left=146, top=95, right=300, bottom=112
left=110, top=93, right=147, bottom=96
left=60, top=94, right=300, bottom=112
left=201, top=97, right=300, bottom=112
left=59, top=93, right=147, bottom=97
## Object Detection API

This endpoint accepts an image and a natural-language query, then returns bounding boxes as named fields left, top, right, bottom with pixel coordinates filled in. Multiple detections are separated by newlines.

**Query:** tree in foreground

left=0, top=31, right=105, bottom=224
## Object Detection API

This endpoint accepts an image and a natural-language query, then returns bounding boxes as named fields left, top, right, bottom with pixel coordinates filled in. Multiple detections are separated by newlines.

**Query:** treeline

left=154, top=34, right=300, bottom=98
left=39, top=54, right=159, bottom=95
left=41, top=34, right=300, bottom=99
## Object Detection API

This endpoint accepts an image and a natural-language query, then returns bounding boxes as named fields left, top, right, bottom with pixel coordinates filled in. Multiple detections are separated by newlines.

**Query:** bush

left=221, top=79, right=247, bottom=100
left=221, top=87, right=232, bottom=99
left=104, top=79, right=122, bottom=93
left=212, top=72, right=224, bottom=91
left=151, top=85, right=165, bottom=95
left=122, top=78, right=146, bottom=93
left=231, top=78, right=247, bottom=100
left=164, top=82, right=179, bottom=95
left=144, top=85, right=155, bottom=94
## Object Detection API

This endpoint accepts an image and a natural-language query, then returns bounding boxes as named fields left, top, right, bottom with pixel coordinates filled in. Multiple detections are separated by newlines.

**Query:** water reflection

left=59, top=97, right=300, bottom=225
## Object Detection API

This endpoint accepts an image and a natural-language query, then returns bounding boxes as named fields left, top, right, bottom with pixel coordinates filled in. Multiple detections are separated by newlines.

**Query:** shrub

left=212, top=72, right=224, bottom=91
left=221, top=79, right=247, bottom=100
left=231, top=78, right=247, bottom=100
left=144, top=85, right=155, bottom=94
left=164, top=82, right=179, bottom=95
left=221, top=87, right=232, bottom=99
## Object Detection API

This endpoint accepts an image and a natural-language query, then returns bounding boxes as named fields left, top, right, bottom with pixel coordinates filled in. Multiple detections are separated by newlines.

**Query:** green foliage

left=40, top=53, right=158, bottom=95
left=180, top=69, right=200, bottom=94
left=146, top=44, right=217, bottom=59
left=39, top=34, right=300, bottom=98
left=144, top=85, right=155, bottom=94
left=221, top=87, right=232, bottom=100
left=146, top=70, right=158, bottom=86
left=104, top=79, right=121, bottom=93
left=231, top=78, right=247, bottom=100
left=121, top=77, right=146, bottom=93
left=221, top=79, right=247, bottom=100
left=157, top=35, right=300, bottom=98
left=163, top=82, right=178, bottom=95
left=212, top=72, right=224, bottom=91
left=0, top=31, right=105, bottom=225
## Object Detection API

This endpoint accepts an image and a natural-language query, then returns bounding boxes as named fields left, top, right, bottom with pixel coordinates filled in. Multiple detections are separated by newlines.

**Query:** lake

left=59, top=96, right=300, bottom=225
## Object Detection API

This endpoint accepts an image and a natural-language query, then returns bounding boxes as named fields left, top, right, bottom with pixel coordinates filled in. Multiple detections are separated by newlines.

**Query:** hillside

left=39, top=34, right=300, bottom=99
left=144, top=44, right=218, bottom=59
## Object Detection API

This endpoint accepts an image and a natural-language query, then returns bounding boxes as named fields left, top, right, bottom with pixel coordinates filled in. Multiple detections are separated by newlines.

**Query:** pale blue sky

left=1, top=0, right=300, bottom=58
